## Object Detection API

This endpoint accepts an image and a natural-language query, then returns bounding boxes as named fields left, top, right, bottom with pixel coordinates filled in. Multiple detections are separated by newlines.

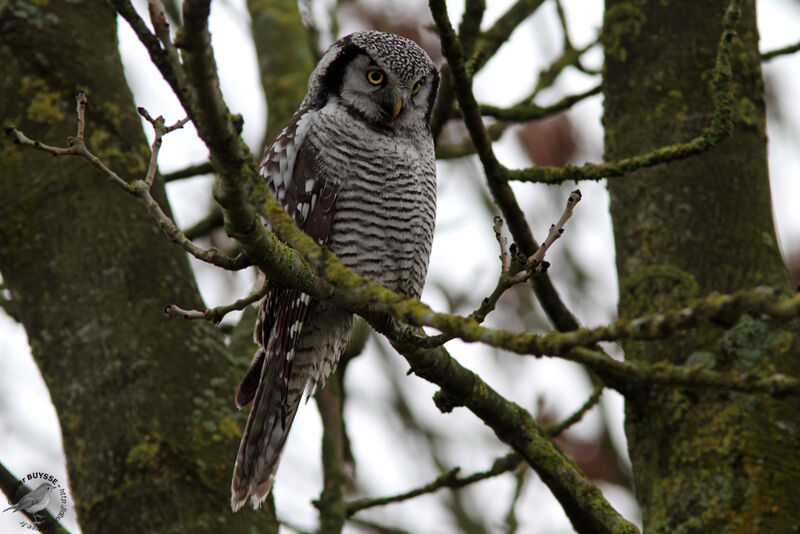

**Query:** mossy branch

left=345, top=384, right=603, bottom=517
left=346, top=452, right=522, bottom=516
left=389, top=332, right=640, bottom=534
left=467, top=0, right=548, bottom=74
left=429, top=0, right=593, bottom=343
left=478, top=84, right=601, bottom=122
left=505, top=0, right=741, bottom=184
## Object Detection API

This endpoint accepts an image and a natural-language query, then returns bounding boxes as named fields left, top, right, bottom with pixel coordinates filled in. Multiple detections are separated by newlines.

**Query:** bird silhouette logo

left=3, top=482, right=54, bottom=524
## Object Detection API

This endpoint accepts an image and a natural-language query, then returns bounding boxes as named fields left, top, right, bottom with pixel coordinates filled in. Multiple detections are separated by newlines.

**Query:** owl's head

left=304, top=31, right=439, bottom=131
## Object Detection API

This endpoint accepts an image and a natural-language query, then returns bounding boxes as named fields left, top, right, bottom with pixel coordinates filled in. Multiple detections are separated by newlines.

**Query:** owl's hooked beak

left=381, top=93, right=405, bottom=122
left=391, top=98, right=403, bottom=120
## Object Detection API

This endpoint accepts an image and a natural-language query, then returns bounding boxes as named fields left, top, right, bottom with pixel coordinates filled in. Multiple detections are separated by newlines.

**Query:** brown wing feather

left=232, top=107, right=341, bottom=511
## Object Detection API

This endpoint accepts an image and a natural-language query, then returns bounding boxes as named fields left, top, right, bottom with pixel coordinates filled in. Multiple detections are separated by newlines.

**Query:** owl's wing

left=235, top=107, right=338, bottom=409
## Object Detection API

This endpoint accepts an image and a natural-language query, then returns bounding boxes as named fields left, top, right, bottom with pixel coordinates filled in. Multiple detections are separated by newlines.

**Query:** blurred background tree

left=1, top=0, right=799, bottom=533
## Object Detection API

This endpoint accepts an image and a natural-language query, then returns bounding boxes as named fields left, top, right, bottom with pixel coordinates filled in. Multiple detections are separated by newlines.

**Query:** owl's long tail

left=231, top=346, right=303, bottom=512
left=231, top=299, right=353, bottom=512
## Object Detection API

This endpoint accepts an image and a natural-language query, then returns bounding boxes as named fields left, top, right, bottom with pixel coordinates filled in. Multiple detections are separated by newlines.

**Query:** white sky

left=1, top=1, right=798, bottom=532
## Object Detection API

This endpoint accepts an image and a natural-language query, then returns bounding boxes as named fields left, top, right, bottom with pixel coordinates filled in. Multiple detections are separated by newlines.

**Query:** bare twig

left=420, top=192, right=580, bottom=349
left=544, top=384, right=604, bottom=437
left=504, top=467, right=527, bottom=534
left=522, top=189, right=581, bottom=271
left=3, top=93, right=248, bottom=271
left=346, top=451, right=523, bottom=516
left=164, top=282, right=269, bottom=323
left=472, top=190, right=582, bottom=327
left=493, top=216, right=510, bottom=273
left=505, top=0, right=741, bottom=184
left=162, top=161, right=215, bottom=182
left=314, top=378, right=348, bottom=534
left=75, top=89, right=87, bottom=140
left=761, top=39, right=800, bottom=62
left=137, top=106, right=190, bottom=187
left=183, top=205, right=225, bottom=240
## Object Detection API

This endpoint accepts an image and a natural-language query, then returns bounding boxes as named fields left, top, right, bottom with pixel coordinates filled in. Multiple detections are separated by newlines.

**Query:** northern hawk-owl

left=231, top=30, right=439, bottom=511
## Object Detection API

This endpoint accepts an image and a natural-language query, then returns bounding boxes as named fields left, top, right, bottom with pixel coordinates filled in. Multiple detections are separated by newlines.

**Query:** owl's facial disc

left=337, top=54, right=425, bottom=129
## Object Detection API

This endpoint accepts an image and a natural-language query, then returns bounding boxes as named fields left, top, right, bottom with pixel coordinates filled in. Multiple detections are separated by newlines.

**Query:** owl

left=231, top=30, right=440, bottom=511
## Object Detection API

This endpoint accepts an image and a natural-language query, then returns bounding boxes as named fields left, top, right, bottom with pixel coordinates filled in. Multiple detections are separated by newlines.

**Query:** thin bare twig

left=344, top=382, right=603, bottom=517
left=761, top=39, right=800, bottom=61
left=346, top=451, right=522, bottom=516
left=164, top=282, right=269, bottom=323
left=463, top=190, right=582, bottom=334
left=505, top=0, right=741, bottom=184
left=3, top=93, right=248, bottom=271
left=162, top=161, right=215, bottom=182
left=544, top=384, right=604, bottom=437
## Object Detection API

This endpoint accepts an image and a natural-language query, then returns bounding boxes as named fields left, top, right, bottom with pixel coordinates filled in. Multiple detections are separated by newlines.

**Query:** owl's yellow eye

left=411, top=81, right=421, bottom=95
left=366, top=70, right=385, bottom=85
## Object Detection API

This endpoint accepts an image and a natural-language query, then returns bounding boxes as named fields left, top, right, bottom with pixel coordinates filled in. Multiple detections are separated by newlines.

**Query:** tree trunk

left=603, top=1, right=800, bottom=531
left=0, top=1, right=272, bottom=531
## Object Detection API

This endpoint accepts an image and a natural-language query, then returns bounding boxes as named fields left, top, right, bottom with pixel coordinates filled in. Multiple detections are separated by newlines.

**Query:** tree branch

left=346, top=451, right=522, bottom=516
left=761, top=39, right=800, bottom=61
left=3, top=95, right=249, bottom=272
left=162, top=161, right=215, bottom=182
left=505, top=0, right=741, bottom=184
left=315, top=380, right=347, bottom=534
left=389, top=332, right=639, bottom=534
left=164, top=281, right=268, bottom=323
left=544, top=384, right=605, bottom=437
left=430, top=0, right=592, bottom=341
left=468, top=0, right=547, bottom=74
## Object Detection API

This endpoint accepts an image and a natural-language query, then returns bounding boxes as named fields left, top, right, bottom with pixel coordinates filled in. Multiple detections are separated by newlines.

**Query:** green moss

left=772, top=331, right=793, bottom=354
left=684, top=351, right=718, bottom=368
left=601, top=4, right=646, bottom=62
left=717, top=314, right=781, bottom=371
left=19, top=76, right=66, bottom=123
left=217, top=416, right=242, bottom=440
left=736, top=96, right=760, bottom=129
left=126, top=439, right=161, bottom=469
left=619, top=264, right=698, bottom=318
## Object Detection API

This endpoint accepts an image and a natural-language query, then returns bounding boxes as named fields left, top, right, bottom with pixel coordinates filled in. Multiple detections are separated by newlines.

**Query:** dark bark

left=603, top=1, right=800, bottom=531
left=0, top=1, right=273, bottom=531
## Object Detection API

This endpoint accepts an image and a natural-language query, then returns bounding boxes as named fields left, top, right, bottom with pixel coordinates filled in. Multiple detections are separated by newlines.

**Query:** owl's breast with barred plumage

left=309, top=104, right=436, bottom=299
